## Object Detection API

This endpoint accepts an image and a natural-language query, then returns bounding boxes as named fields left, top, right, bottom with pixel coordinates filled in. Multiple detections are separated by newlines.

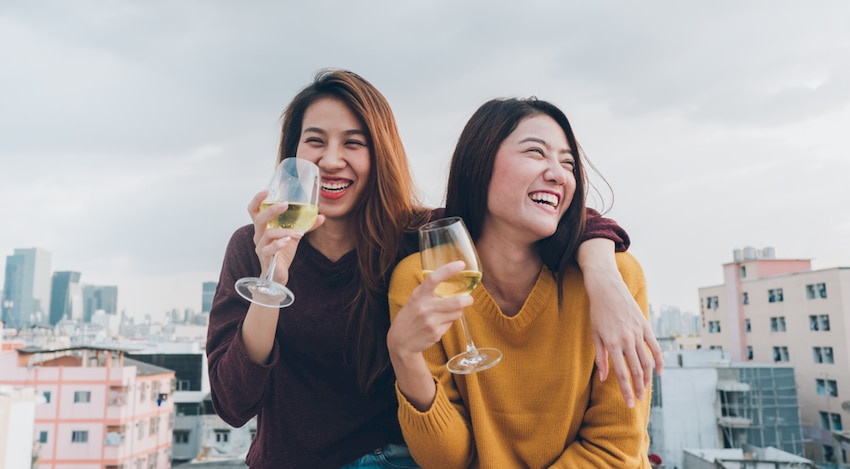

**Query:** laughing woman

left=387, top=97, right=652, bottom=468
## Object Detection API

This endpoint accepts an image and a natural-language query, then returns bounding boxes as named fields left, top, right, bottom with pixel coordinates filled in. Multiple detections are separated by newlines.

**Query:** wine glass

left=235, top=157, right=320, bottom=308
left=419, top=217, right=502, bottom=374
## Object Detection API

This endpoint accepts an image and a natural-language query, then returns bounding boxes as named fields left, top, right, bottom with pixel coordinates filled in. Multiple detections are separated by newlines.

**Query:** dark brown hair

left=279, top=69, right=427, bottom=393
left=444, top=97, right=587, bottom=297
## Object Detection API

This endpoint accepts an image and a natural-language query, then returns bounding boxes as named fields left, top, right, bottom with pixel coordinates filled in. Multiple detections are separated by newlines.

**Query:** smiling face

left=484, top=114, right=576, bottom=242
left=295, top=96, right=371, bottom=223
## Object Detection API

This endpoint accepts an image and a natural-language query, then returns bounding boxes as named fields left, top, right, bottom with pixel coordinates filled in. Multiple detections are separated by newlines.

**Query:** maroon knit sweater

left=206, top=208, right=628, bottom=468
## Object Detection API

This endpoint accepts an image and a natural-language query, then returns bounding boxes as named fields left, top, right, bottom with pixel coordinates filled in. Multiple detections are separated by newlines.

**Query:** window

left=747, top=346, right=753, bottom=360
left=745, top=318, right=751, bottom=333
left=149, top=417, right=158, bottom=435
left=706, top=296, right=719, bottom=309
left=42, top=391, right=51, bottom=403
left=250, top=429, right=257, bottom=441
left=821, top=411, right=831, bottom=429
left=707, top=320, right=721, bottom=333
left=176, top=379, right=191, bottom=391
left=173, top=431, right=189, bottom=444
left=817, top=379, right=839, bottom=397
left=833, top=413, right=843, bottom=431
left=807, top=283, right=827, bottom=299
left=742, top=292, right=749, bottom=305
left=215, top=430, right=230, bottom=443
left=768, top=288, right=784, bottom=303
left=71, top=430, right=88, bottom=443
left=819, top=314, right=831, bottom=331
left=824, top=445, right=835, bottom=463
left=773, top=346, right=789, bottom=362
left=740, top=266, right=747, bottom=278
left=810, top=315, right=819, bottom=331
left=39, top=431, right=48, bottom=444
left=814, top=347, right=835, bottom=364
left=138, top=420, right=146, bottom=440
left=74, top=391, right=91, bottom=403
left=770, top=316, right=786, bottom=332
left=710, top=345, right=723, bottom=351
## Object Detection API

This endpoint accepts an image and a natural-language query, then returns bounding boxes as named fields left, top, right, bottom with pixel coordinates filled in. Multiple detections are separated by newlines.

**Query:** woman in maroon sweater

left=206, top=69, right=660, bottom=468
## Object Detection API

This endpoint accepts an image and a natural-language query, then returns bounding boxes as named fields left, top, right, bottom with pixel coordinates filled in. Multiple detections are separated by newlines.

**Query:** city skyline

left=2, top=2, right=849, bottom=320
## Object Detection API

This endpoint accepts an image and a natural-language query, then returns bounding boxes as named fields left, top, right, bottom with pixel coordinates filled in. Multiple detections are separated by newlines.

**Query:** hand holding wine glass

left=235, top=157, right=320, bottom=308
left=419, top=217, right=502, bottom=374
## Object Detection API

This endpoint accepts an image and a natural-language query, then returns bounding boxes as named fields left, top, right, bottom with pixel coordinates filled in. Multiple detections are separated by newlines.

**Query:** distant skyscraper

left=49, top=271, right=82, bottom=325
left=82, top=285, right=118, bottom=322
left=1, top=248, right=52, bottom=329
left=202, top=281, right=217, bottom=313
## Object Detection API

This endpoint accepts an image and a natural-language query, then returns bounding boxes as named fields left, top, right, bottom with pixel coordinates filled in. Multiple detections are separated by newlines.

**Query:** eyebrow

left=518, top=137, right=573, bottom=154
left=302, top=127, right=367, bottom=137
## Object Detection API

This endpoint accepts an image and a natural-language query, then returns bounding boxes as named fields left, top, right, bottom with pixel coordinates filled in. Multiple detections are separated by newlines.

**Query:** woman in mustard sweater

left=387, top=97, right=652, bottom=468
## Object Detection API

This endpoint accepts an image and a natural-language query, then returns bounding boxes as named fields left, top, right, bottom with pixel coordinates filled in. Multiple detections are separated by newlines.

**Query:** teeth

left=322, top=181, right=352, bottom=192
left=530, top=192, right=559, bottom=207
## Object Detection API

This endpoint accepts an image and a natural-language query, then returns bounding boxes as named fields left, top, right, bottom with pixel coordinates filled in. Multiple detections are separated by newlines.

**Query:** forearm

left=396, top=378, right=475, bottom=469
left=389, top=347, right=438, bottom=412
left=241, top=303, right=280, bottom=364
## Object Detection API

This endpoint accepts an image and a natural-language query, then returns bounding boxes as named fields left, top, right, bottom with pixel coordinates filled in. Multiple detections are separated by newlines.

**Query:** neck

left=307, top=217, right=357, bottom=262
left=476, top=229, right=542, bottom=317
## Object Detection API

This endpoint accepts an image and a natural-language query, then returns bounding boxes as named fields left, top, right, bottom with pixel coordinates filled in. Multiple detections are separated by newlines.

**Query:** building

left=0, top=385, right=37, bottom=469
left=202, top=282, right=217, bottom=314
left=699, top=246, right=850, bottom=463
left=49, top=271, right=83, bottom=325
left=649, top=349, right=805, bottom=468
left=127, top=340, right=256, bottom=464
left=2, top=248, right=52, bottom=329
left=0, top=341, right=175, bottom=469
left=683, top=446, right=815, bottom=468
left=82, top=285, right=118, bottom=322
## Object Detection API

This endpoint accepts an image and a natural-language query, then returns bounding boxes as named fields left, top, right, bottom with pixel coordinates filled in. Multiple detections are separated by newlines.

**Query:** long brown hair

left=444, top=97, right=587, bottom=300
left=279, top=69, right=427, bottom=393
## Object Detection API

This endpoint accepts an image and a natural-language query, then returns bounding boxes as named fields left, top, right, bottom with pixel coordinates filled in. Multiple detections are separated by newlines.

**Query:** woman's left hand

left=585, top=269, right=663, bottom=408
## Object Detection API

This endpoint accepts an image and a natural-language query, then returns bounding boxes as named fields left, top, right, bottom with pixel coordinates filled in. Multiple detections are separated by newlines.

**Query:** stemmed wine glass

left=235, top=157, right=320, bottom=308
left=419, top=217, right=502, bottom=374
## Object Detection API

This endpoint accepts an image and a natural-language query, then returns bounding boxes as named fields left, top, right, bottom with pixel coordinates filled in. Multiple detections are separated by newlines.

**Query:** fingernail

left=627, top=398, right=635, bottom=408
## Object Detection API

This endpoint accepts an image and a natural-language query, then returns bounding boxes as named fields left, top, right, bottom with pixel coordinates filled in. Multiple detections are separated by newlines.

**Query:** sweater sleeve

left=582, top=207, right=630, bottom=252
left=549, top=252, right=651, bottom=468
left=389, top=255, right=476, bottom=469
left=205, top=225, right=281, bottom=428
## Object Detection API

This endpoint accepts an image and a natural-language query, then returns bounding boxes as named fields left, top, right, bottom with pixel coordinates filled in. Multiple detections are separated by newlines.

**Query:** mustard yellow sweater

left=388, top=252, right=652, bottom=469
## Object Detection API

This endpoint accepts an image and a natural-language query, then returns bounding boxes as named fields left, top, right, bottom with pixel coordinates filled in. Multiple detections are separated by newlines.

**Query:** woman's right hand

left=387, top=261, right=472, bottom=358
left=388, top=260, right=473, bottom=412
left=248, top=190, right=324, bottom=286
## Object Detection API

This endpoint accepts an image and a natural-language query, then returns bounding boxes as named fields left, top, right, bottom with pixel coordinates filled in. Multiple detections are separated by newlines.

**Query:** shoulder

left=393, top=253, right=422, bottom=280
left=223, top=224, right=255, bottom=256
left=615, top=252, right=646, bottom=291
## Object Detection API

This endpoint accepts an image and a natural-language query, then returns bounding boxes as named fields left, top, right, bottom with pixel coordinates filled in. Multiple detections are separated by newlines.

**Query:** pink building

left=699, top=246, right=850, bottom=463
left=0, top=343, right=174, bottom=469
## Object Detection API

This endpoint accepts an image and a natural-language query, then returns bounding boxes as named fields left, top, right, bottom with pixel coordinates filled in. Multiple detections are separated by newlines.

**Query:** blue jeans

left=341, top=443, right=420, bottom=468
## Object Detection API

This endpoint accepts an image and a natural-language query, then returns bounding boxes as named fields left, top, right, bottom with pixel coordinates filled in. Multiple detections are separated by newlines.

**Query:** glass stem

left=263, top=255, right=278, bottom=283
left=459, top=310, right=479, bottom=356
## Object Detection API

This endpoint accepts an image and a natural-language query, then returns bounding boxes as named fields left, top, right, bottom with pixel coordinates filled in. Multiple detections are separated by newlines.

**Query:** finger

left=636, top=337, right=654, bottom=388
left=247, top=190, right=270, bottom=215
left=624, top=345, right=645, bottom=402
left=645, top=329, right=664, bottom=376
left=593, top=339, right=609, bottom=382
left=307, top=214, right=326, bottom=233
left=421, top=261, right=466, bottom=291
left=610, top=352, right=635, bottom=408
left=255, top=201, right=290, bottom=227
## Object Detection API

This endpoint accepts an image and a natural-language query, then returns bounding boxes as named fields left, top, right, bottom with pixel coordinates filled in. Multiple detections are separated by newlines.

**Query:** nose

left=544, top=159, right=569, bottom=186
left=317, top=142, right=345, bottom=171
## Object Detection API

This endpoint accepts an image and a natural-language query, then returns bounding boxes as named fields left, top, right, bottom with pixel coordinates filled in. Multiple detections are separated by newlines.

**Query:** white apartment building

left=699, top=246, right=850, bottom=464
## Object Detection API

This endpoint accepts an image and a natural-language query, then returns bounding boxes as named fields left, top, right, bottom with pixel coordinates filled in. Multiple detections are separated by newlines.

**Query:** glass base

left=235, top=277, right=295, bottom=308
left=447, top=347, right=502, bottom=374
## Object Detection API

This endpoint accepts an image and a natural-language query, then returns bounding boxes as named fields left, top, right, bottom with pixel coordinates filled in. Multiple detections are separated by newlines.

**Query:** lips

left=320, top=178, right=353, bottom=200
left=529, top=191, right=560, bottom=208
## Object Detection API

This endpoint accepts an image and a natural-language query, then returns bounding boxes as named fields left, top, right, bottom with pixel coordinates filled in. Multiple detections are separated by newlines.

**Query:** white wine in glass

left=235, top=157, right=320, bottom=308
left=419, top=217, right=502, bottom=374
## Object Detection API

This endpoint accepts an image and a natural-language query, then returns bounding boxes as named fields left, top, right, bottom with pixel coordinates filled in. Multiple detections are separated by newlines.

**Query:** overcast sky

left=2, top=1, right=849, bottom=323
